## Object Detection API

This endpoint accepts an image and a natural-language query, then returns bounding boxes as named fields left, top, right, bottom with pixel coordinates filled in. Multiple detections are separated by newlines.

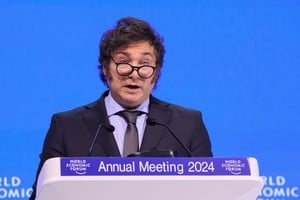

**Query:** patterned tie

left=118, top=110, right=142, bottom=157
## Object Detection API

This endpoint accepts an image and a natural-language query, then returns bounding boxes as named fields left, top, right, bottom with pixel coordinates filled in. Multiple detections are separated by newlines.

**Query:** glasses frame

left=111, top=58, right=156, bottom=79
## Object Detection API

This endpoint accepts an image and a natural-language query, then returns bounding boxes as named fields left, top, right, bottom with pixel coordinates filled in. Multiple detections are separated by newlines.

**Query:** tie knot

left=117, top=110, right=143, bottom=124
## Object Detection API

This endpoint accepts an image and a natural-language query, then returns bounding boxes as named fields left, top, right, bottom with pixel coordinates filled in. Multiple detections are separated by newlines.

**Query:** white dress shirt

left=104, top=92, right=149, bottom=156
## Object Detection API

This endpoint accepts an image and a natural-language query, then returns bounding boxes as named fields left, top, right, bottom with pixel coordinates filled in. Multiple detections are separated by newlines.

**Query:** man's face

left=103, top=41, right=157, bottom=109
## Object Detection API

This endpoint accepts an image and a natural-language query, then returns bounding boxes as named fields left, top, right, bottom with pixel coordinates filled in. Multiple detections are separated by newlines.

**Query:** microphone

left=88, top=124, right=115, bottom=156
left=146, top=118, right=193, bottom=157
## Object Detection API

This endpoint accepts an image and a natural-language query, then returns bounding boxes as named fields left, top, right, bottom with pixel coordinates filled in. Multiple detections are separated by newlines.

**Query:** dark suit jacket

left=30, top=91, right=212, bottom=199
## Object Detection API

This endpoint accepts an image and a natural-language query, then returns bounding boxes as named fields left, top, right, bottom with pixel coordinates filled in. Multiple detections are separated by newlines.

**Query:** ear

left=102, top=66, right=107, bottom=76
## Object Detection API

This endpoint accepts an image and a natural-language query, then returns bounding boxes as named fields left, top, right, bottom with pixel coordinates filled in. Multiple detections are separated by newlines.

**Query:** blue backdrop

left=1, top=1, right=299, bottom=199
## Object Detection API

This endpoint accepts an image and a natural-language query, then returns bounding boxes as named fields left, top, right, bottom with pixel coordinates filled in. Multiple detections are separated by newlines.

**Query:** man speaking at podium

left=29, top=16, right=213, bottom=200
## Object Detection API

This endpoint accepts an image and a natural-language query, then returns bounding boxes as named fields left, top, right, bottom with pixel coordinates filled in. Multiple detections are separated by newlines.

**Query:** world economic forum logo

left=65, top=159, right=91, bottom=175
left=221, top=159, right=246, bottom=175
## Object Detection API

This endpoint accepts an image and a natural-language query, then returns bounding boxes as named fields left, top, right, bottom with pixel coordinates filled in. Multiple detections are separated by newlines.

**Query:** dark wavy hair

left=98, top=16, right=165, bottom=87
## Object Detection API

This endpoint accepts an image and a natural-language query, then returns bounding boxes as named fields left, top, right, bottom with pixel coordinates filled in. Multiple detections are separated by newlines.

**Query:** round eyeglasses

left=111, top=58, right=156, bottom=79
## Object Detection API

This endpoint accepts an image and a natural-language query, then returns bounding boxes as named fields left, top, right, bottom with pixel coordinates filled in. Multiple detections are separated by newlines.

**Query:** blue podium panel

left=36, top=157, right=264, bottom=200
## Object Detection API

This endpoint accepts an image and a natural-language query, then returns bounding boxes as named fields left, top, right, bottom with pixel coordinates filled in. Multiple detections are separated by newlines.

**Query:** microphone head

left=146, top=118, right=156, bottom=126
left=105, top=124, right=115, bottom=132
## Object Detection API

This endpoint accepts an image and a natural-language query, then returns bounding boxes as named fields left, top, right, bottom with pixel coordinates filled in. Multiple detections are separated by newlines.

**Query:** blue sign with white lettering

left=60, top=157, right=251, bottom=176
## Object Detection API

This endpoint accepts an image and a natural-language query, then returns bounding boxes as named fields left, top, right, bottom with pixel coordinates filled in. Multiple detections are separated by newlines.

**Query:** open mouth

left=125, top=85, right=139, bottom=89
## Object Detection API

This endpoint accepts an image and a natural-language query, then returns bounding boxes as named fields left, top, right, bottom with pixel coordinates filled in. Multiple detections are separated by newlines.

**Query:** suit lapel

left=140, top=96, right=171, bottom=151
left=82, top=91, right=121, bottom=157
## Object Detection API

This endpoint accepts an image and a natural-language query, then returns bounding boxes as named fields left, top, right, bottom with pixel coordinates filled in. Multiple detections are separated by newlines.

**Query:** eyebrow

left=114, top=51, right=155, bottom=59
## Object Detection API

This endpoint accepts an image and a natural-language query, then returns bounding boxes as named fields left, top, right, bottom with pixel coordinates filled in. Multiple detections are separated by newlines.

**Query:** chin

left=121, top=99, right=143, bottom=109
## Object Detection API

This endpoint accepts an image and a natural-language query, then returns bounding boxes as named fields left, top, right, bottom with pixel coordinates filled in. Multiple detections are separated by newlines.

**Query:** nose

left=129, top=67, right=140, bottom=78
